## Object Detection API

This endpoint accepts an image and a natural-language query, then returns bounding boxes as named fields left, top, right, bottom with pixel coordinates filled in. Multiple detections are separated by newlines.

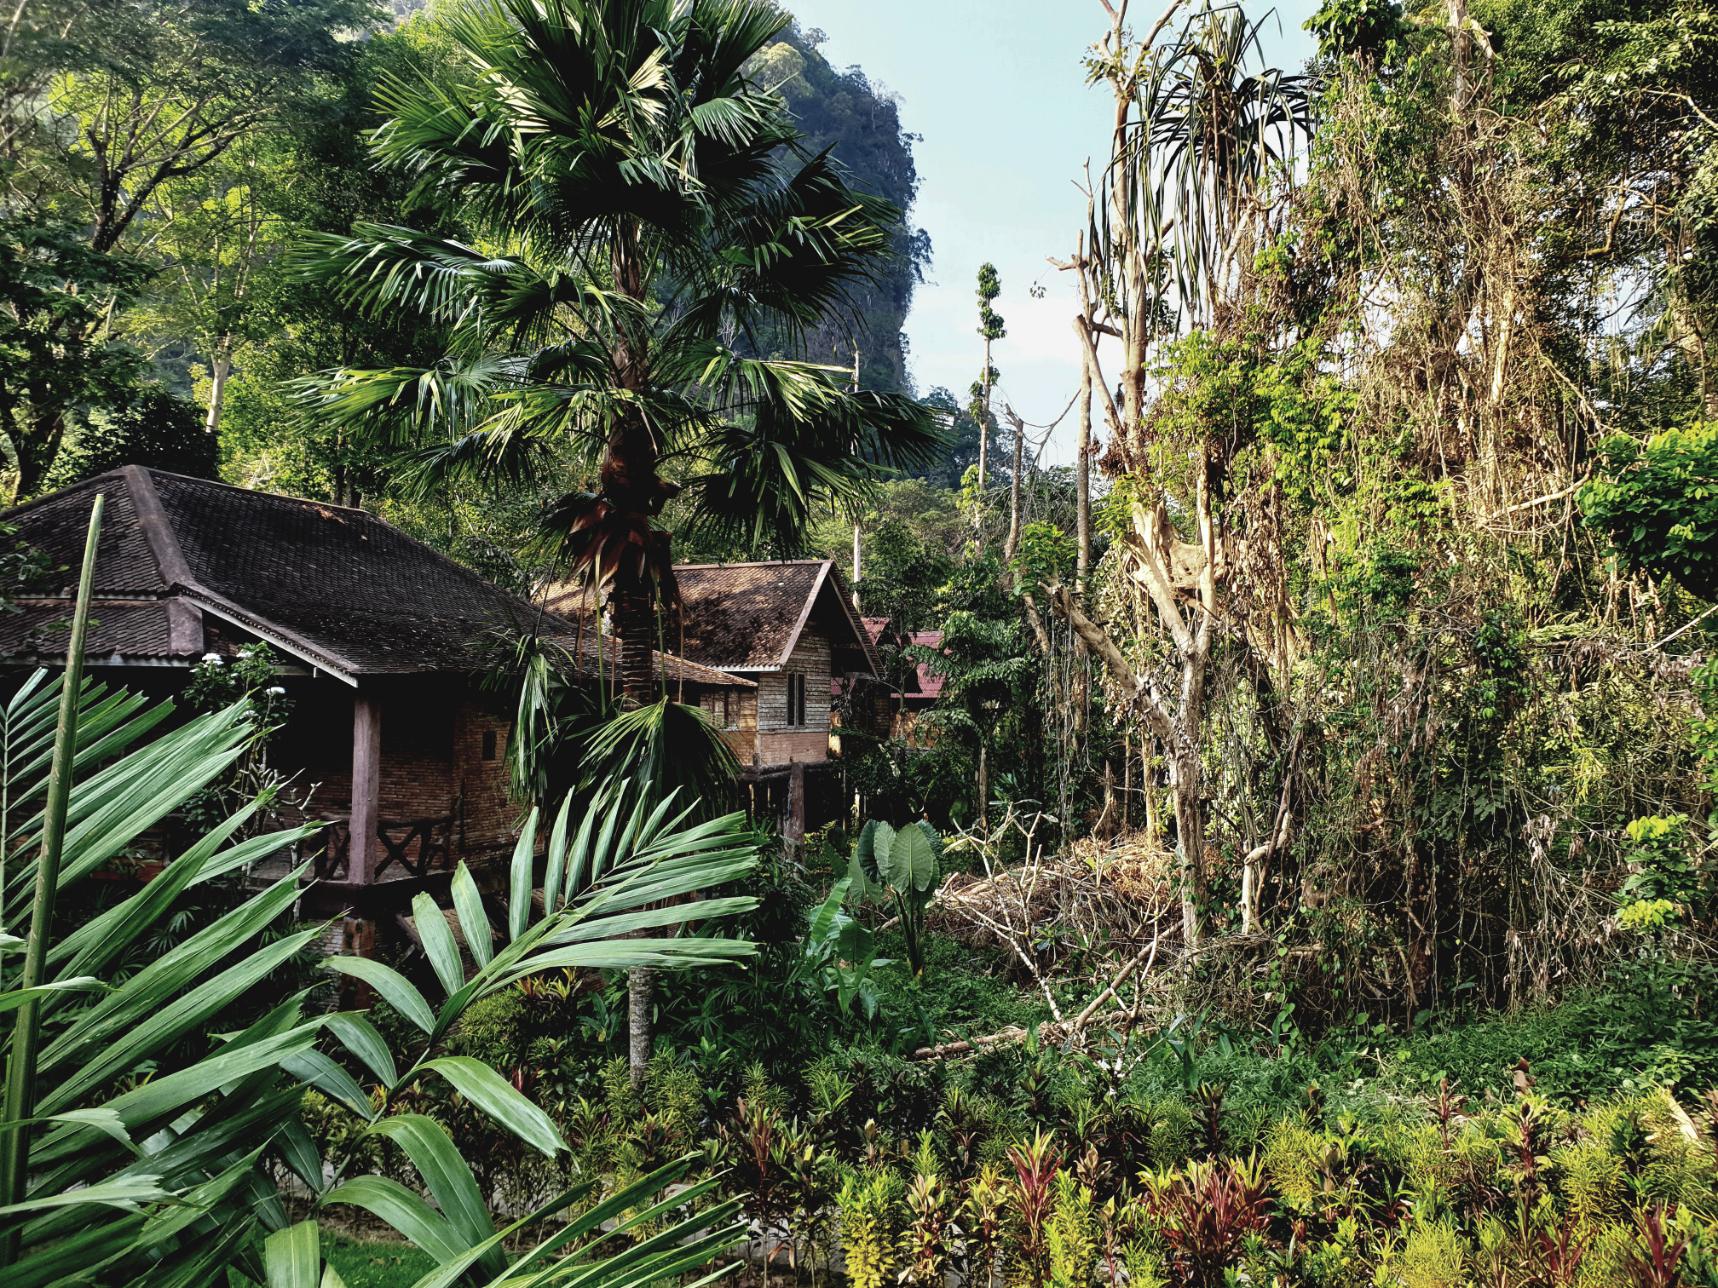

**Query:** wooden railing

left=309, top=801, right=462, bottom=884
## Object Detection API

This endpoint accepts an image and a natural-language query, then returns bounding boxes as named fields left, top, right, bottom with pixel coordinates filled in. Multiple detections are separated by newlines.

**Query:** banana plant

left=0, top=497, right=763, bottom=1287
left=848, top=819, right=944, bottom=977
left=797, top=878, right=887, bottom=1020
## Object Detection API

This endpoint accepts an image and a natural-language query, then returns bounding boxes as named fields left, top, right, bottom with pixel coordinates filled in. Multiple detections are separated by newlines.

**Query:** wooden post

left=348, top=691, right=381, bottom=886
left=786, top=763, right=807, bottom=845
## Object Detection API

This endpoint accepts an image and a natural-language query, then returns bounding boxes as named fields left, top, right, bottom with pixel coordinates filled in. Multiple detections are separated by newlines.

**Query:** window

left=785, top=672, right=806, bottom=727
left=703, top=690, right=738, bottom=730
left=481, top=729, right=498, bottom=761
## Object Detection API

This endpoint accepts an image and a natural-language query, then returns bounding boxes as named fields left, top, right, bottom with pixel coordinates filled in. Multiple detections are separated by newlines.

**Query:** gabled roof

left=907, top=630, right=946, bottom=701
left=665, top=559, right=880, bottom=675
left=853, top=616, right=944, bottom=701
left=0, top=467, right=748, bottom=689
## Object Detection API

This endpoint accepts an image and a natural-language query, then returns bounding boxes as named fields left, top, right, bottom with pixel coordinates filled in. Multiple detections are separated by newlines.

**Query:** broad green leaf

left=0, top=976, right=104, bottom=1015
left=283, top=1049, right=376, bottom=1120
left=366, top=1115, right=498, bottom=1270
left=804, top=879, right=851, bottom=950
left=323, top=1177, right=464, bottom=1263
left=325, top=1012, right=398, bottom=1086
left=422, top=1056, right=562, bottom=1156
left=324, top=958, right=435, bottom=1033
left=508, top=807, right=538, bottom=943
left=541, top=794, right=573, bottom=913
left=264, top=1220, right=321, bottom=1288
left=0, top=1173, right=166, bottom=1216
left=858, top=819, right=893, bottom=884
left=890, top=822, right=938, bottom=893
left=412, top=891, right=466, bottom=998
left=450, top=864, right=493, bottom=969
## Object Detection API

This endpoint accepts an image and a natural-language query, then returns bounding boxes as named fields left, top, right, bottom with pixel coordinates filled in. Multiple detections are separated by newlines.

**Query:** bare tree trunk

left=1004, top=407, right=1026, bottom=560
left=1072, top=325, right=1096, bottom=737
left=1168, top=740, right=1206, bottom=945
left=204, top=336, right=232, bottom=439
left=976, top=333, right=992, bottom=512
left=1074, top=344, right=1093, bottom=595
left=976, top=744, right=989, bottom=836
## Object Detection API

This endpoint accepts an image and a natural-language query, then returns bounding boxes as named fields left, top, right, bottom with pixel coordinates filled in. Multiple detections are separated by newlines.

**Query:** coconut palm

left=298, top=0, right=937, bottom=1077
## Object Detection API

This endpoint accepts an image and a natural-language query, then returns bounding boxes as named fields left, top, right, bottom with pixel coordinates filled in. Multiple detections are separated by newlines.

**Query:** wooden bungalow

left=545, top=558, right=885, bottom=838
left=667, top=559, right=883, bottom=836
left=857, top=616, right=945, bottom=742
left=0, top=466, right=752, bottom=943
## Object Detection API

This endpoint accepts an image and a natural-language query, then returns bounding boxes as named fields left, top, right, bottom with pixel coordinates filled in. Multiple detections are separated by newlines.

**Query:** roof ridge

left=136, top=466, right=374, bottom=516
left=673, top=558, right=831, bottom=571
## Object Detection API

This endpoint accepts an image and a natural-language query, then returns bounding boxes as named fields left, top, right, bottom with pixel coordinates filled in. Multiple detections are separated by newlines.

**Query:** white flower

left=237, top=647, right=254, bottom=660
left=200, top=652, right=223, bottom=665
left=265, top=686, right=286, bottom=697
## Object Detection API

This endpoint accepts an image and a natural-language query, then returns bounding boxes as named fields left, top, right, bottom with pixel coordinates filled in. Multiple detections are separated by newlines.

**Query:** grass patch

left=324, top=1234, right=435, bottom=1288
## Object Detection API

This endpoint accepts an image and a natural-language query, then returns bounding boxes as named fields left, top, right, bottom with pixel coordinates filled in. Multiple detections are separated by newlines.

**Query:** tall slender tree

left=301, top=0, right=937, bottom=1082
left=972, top=262, right=1006, bottom=521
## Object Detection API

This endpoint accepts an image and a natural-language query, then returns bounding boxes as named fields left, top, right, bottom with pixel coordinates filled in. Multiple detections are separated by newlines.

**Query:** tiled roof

left=0, top=600, right=194, bottom=662
left=671, top=560, right=879, bottom=675
left=2, top=467, right=747, bottom=688
left=671, top=561, right=830, bottom=670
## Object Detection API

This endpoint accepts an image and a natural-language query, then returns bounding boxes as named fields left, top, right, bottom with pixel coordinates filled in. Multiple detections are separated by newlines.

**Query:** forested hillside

left=757, top=24, right=928, bottom=392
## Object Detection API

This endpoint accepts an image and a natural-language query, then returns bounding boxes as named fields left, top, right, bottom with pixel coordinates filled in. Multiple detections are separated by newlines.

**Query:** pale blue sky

left=783, top=0, right=1317, bottom=463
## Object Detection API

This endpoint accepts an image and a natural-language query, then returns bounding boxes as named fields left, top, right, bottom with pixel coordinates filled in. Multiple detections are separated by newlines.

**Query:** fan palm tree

left=299, top=0, right=937, bottom=1079
left=298, top=0, right=938, bottom=697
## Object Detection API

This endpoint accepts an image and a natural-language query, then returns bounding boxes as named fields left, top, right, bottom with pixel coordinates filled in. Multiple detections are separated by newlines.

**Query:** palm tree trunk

left=627, top=962, right=654, bottom=1088
left=609, top=572, right=660, bottom=1089
left=610, top=579, right=658, bottom=705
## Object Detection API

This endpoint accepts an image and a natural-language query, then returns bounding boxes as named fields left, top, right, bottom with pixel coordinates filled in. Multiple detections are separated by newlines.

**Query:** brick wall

left=270, top=680, right=355, bottom=833
left=270, top=679, right=520, bottom=873
left=755, top=728, right=831, bottom=765
left=378, top=697, right=456, bottom=822
left=452, top=696, right=518, bottom=859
